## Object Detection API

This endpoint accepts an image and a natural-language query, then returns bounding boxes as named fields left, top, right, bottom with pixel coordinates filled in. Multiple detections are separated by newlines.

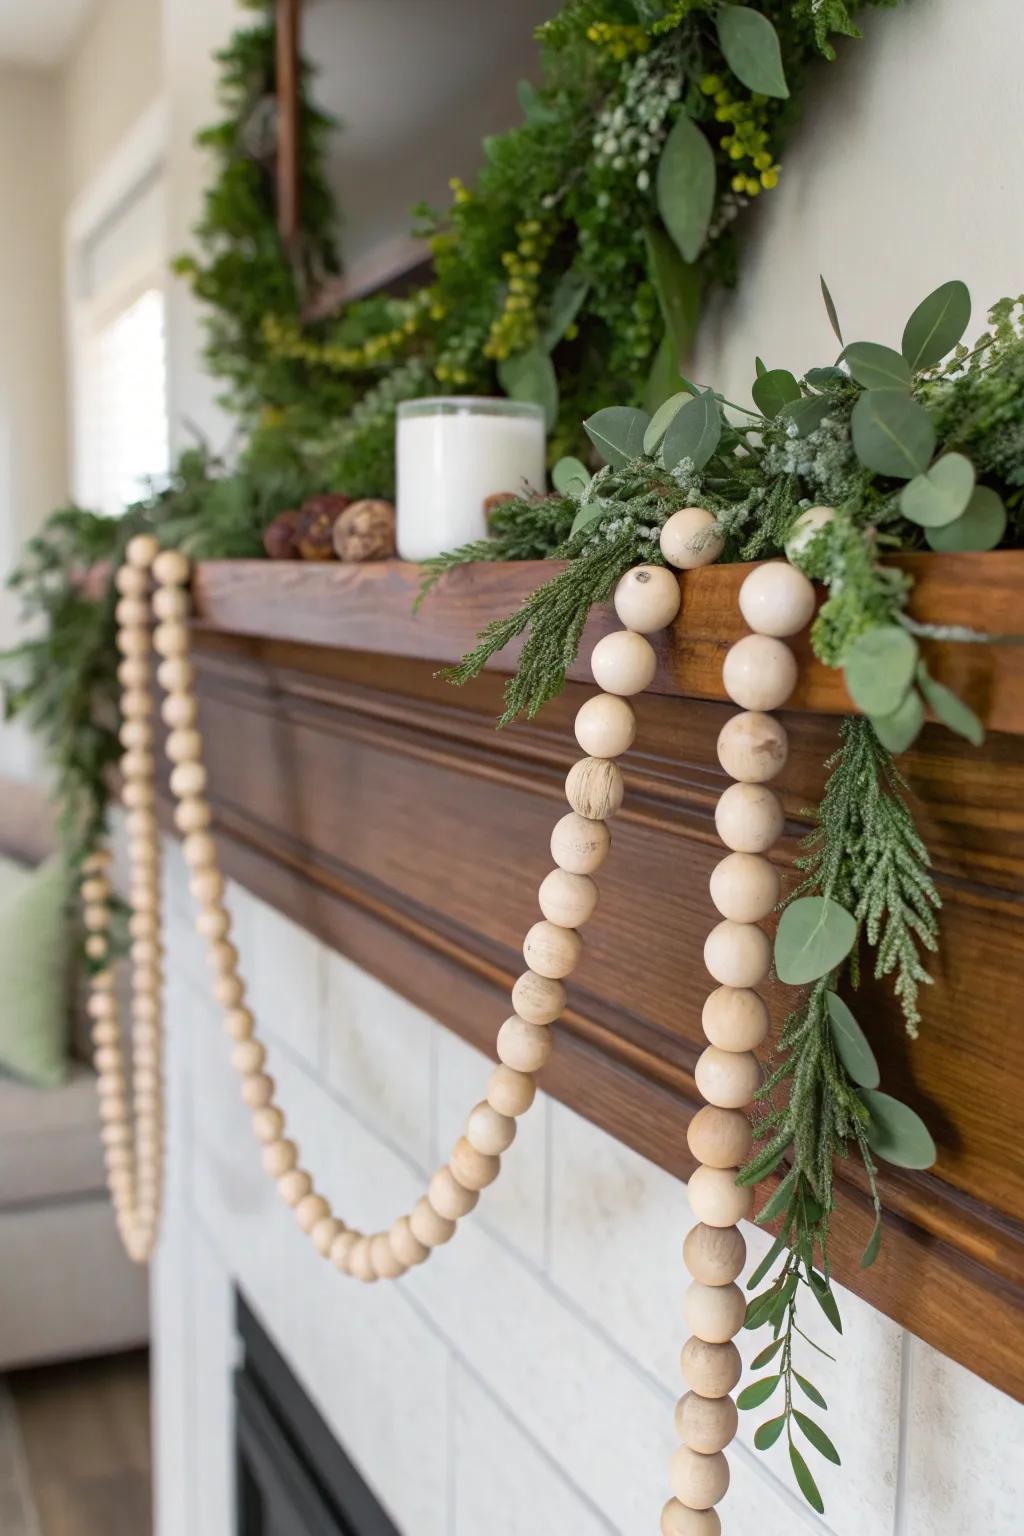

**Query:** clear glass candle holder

left=395, top=397, right=546, bottom=562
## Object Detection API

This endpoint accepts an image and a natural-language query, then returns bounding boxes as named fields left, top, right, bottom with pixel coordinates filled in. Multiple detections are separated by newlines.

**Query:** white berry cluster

left=590, top=51, right=684, bottom=191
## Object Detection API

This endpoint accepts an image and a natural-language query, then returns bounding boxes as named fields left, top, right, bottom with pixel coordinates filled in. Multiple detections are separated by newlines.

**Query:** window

left=90, top=285, right=169, bottom=515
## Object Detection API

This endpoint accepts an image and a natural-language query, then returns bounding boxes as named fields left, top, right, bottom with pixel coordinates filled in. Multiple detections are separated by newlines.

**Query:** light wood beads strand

left=89, top=538, right=674, bottom=1292
left=664, top=554, right=814, bottom=1535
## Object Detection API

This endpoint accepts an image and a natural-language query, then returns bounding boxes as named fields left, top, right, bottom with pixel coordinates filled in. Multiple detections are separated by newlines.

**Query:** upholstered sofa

left=0, top=779, right=148, bottom=1369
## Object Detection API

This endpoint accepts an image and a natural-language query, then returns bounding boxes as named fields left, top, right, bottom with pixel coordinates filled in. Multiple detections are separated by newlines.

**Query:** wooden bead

left=122, top=781, right=154, bottom=811
left=152, top=587, right=189, bottom=621
left=157, top=657, right=193, bottom=693
left=170, top=761, right=207, bottom=800
left=701, top=987, right=769, bottom=1053
left=252, top=1106, right=284, bottom=1143
left=466, top=1100, right=516, bottom=1155
left=739, top=560, right=816, bottom=638
left=162, top=693, right=197, bottom=729
left=486, top=1064, right=536, bottom=1117
left=295, top=1194, right=330, bottom=1235
left=119, top=718, right=152, bottom=749
left=511, top=970, right=565, bottom=1025
left=232, top=1039, right=264, bottom=1074
left=703, top=920, right=771, bottom=990
left=92, top=1022, right=119, bottom=1048
left=708, top=853, right=779, bottom=924
left=694, top=1047, right=762, bottom=1110
left=197, top=906, right=230, bottom=940
left=429, top=1165, right=479, bottom=1219
left=184, top=831, right=217, bottom=868
left=722, top=634, right=797, bottom=712
left=208, top=942, right=238, bottom=977
left=81, top=877, right=110, bottom=904
left=121, top=692, right=152, bottom=723
left=118, top=657, right=148, bottom=688
left=660, top=1497, right=721, bottom=1536
left=550, top=811, right=610, bottom=875
left=241, top=1072, right=274, bottom=1108
left=167, top=729, right=203, bottom=764
left=659, top=508, right=723, bottom=570
left=450, top=1136, right=500, bottom=1191
left=714, top=782, right=784, bottom=854
left=613, top=564, right=681, bottom=632
left=85, top=934, right=108, bottom=961
left=176, top=797, right=211, bottom=834
left=153, top=549, right=190, bottom=586
left=329, top=1230, right=361, bottom=1272
left=675, top=1392, right=738, bottom=1456
left=278, top=1169, right=312, bottom=1206
left=153, top=622, right=188, bottom=659
left=115, top=597, right=148, bottom=628
left=126, top=534, right=160, bottom=568
left=537, top=869, right=598, bottom=929
left=669, top=1445, right=730, bottom=1510
left=523, top=920, right=582, bottom=979
left=217, top=975, right=246, bottom=1010
left=683, top=1282, right=746, bottom=1344
left=191, top=869, right=224, bottom=905
left=116, top=563, right=148, bottom=595
left=716, top=711, right=788, bottom=784
left=312, top=1216, right=344, bottom=1258
left=565, top=757, right=624, bottom=820
left=224, top=1007, right=253, bottom=1041
left=497, top=1016, right=553, bottom=1073
left=683, top=1224, right=746, bottom=1287
left=117, top=627, right=149, bottom=658
left=262, top=1139, right=298, bottom=1176
left=686, top=1106, right=752, bottom=1170
left=371, top=1232, right=407, bottom=1280
left=590, top=629, right=656, bottom=696
left=389, top=1214, right=430, bottom=1268
left=574, top=693, right=636, bottom=758
left=688, top=1165, right=753, bottom=1227
left=410, top=1195, right=455, bottom=1248
left=785, top=505, right=835, bottom=562
left=83, top=904, right=108, bottom=932
left=680, top=1337, right=742, bottom=1396
left=347, top=1236, right=377, bottom=1283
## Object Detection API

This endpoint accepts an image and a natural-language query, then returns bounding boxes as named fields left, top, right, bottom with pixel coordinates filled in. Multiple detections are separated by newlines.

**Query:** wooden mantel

left=155, top=553, right=1024, bottom=1402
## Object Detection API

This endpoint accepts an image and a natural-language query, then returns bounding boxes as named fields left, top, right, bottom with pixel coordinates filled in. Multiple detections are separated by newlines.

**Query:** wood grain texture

left=143, top=606, right=1024, bottom=1404
left=190, top=551, right=1024, bottom=733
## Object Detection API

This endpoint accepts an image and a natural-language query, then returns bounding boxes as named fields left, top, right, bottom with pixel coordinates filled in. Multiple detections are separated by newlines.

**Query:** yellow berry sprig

left=699, top=73, right=781, bottom=197
left=484, top=218, right=555, bottom=363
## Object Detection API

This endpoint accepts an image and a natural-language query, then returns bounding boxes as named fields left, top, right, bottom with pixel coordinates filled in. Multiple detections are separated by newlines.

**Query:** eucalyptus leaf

left=750, top=1337, right=785, bottom=1370
left=804, top=365, right=847, bottom=387
left=843, top=624, right=918, bottom=717
left=498, top=345, right=558, bottom=431
left=794, top=1410, right=841, bottom=1465
left=643, top=331, right=682, bottom=414
left=809, top=1270, right=843, bottom=1334
left=541, top=266, right=589, bottom=351
left=661, top=389, right=722, bottom=471
left=569, top=499, right=608, bottom=538
left=777, top=393, right=831, bottom=437
left=644, top=391, right=690, bottom=454
left=869, top=687, right=925, bottom=753
left=841, top=341, right=912, bottom=391
left=794, top=1373, right=827, bottom=1410
left=851, top=389, right=936, bottom=479
left=820, top=274, right=843, bottom=345
left=825, top=991, right=880, bottom=1089
left=926, top=484, right=1006, bottom=552
left=774, top=896, right=857, bottom=985
left=746, top=1230, right=788, bottom=1291
left=901, top=279, right=971, bottom=371
left=754, top=1415, right=786, bottom=1451
left=583, top=406, right=650, bottom=468
left=656, top=112, right=716, bottom=264
left=736, top=1375, right=781, bottom=1410
left=860, top=1089, right=937, bottom=1169
left=717, top=5, right=789, bottom=98
left=645, top=225, right=701, bottom=366
left=860, top=1213, right=883, bottom=1269
left=790, top=1443, right=825, bottom=1514
left=900, top=452, right=975, bottom=527
left=916, top=662, right=984, bottom=746
left=752, top=368, right=801, bottom=419
left=755, top=355, right=767, bottom=378
left=744, top=1286, right=785, bottom=1331
left=552, top=456, right=590, bottom=495
left=755, top=1164, right=798, bottom=1225
left=517, top=79, right=556, bottom=126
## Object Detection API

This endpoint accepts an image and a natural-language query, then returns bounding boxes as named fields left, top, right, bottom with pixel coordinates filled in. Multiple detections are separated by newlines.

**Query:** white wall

left=60, top=0, right=162, bottom=207
left=146, top=2, right=1024, bottom=1532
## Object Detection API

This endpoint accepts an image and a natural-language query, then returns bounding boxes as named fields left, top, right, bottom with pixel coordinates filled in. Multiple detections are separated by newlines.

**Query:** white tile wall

left=154, top=855, right=1024, bottom=1536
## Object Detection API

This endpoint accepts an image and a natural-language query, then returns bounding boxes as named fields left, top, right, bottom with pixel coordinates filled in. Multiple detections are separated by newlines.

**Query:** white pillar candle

left=396, top=397, right=546, bottom=561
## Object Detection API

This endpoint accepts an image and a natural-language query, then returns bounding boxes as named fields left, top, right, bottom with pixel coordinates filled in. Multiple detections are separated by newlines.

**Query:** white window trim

left=64, top=97, right=169, bottom=507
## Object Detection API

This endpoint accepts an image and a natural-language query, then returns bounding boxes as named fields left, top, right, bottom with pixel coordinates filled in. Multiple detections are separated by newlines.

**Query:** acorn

left=262, top=509, right=301, bottom=560
left=332, top=499, right=396, bottom=562
left=295, top=494, right=351, bottom=560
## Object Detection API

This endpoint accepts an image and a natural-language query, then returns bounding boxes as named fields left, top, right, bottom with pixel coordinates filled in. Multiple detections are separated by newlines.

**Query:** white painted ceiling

left=0, top=0, right=92, bottom=68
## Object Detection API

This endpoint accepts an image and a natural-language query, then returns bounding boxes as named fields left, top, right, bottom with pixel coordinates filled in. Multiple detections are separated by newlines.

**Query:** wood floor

left=9, top=1350, right=151, bottom=1536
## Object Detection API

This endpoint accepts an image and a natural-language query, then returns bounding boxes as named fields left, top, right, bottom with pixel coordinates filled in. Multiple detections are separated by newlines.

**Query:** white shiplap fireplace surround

left=149, top=837, right=1022, bottom=1536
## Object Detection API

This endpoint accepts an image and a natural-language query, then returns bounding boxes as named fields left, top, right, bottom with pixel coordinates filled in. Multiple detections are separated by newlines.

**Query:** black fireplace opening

left=234, top=1292, right=402, bottom=1536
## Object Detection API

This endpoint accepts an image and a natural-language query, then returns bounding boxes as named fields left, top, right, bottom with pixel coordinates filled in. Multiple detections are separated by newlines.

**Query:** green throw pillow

left=0, top=855, right=72, bottom=1087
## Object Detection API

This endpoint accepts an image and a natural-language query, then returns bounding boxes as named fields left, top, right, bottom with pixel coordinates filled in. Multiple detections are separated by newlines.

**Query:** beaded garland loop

left=81, top=521, right=818, bottom=1533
